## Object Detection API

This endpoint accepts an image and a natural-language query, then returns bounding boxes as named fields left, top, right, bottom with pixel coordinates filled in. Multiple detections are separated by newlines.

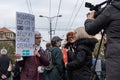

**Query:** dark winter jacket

left=65, top=42, right=74, bottom=50
left=66, top=38, right=98, bottom=80
left=85, top=1, right=120, bottom=80
left=65, top=42, right=75, bottom=62
left=18, top=47, right=49, bottom=80
left=0, top=55, right=12, bottom=79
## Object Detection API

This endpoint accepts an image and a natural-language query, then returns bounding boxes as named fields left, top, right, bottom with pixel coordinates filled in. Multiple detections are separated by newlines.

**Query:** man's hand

left=1, top=74, right=7, bottom=79
left=87, top=11, right=95, bottom=19
left=34, top=50, right=41, bottom=57
left=14, top=53, right=21, bottom=59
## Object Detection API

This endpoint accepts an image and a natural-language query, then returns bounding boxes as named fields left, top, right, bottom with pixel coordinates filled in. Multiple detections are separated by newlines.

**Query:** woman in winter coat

left=64, top=32, right=76, bottom=80
left=66, top=27, right=98, bottom=80
left=85, top=0, right=120, bottom=80
left=65, top=32, right=76, bottom=63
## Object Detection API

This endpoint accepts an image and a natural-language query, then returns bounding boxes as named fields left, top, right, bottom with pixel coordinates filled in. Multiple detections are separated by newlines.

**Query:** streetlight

left=39, top=15, right=62, bottom=41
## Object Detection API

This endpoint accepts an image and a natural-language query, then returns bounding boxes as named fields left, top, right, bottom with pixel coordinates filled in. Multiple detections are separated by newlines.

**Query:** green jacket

left=44, top=46, right=63, bottom=80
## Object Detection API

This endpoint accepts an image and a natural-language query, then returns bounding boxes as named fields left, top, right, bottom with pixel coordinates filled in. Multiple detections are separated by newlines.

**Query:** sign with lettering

left=16, top=12, right=35, bottom=56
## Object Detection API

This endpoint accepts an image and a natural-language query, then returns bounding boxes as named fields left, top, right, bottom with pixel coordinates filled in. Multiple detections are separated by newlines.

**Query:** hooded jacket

left=85, top=1, right=120, bottom=80
left=66, top=38, right=98, bottom=80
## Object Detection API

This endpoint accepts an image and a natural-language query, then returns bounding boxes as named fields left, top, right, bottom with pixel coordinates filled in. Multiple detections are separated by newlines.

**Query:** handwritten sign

left=16, top=12, right=35, bottom=56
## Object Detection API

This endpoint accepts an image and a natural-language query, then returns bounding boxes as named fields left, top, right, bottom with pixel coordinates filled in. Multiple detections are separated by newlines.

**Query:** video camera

left=85, top=0, right=112, bottom=18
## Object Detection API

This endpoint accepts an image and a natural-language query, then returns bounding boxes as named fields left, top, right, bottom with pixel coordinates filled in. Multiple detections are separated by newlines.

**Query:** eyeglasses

left=35, top=37, right=41, bottom=39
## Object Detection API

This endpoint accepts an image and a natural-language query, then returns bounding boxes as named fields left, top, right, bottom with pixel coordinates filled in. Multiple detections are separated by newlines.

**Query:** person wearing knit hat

left=0, top=47, right=12, bottom=80
left=0, top=48, right=7, bottom=55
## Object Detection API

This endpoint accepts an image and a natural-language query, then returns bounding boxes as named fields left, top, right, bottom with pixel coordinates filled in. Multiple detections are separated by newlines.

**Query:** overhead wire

left=49, top=0, right=51, bottom=17
left=69, top=0, right=84, bottom=29
left=61, top=0, right=84, bottom=39
left=28, top=0, right=33, bottom=14
left=26, top=0, right=33, bottom=13
left=26, top=0, right=31, bottom=13
left=65, top=0, right=79, bottom=31
left=62, top=0, right=80, bottom=39
left=54, top=0, right=62, bottom=32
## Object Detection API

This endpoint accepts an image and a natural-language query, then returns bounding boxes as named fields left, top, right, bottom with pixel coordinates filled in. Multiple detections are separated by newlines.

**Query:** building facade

left=0, top=27, right=15, bottom=48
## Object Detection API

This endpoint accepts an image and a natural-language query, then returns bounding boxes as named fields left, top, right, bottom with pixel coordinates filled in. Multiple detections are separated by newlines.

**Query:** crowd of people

left=0, top=29, right=103, bottom=80
left=0, top=0, right=120, bottom=80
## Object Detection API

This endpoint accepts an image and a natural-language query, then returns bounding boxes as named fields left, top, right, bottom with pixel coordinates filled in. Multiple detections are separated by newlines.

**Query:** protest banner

left=16, top=12, right=35, bottom=56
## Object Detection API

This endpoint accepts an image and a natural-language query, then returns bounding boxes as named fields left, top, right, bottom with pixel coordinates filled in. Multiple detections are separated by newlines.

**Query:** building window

left=0, top=34, right=2, bottom=39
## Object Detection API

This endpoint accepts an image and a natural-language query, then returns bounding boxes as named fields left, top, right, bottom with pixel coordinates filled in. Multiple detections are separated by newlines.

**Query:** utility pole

left=39, top=15, right=62, bottom=41
left=49, top=18, right=52, bottom=41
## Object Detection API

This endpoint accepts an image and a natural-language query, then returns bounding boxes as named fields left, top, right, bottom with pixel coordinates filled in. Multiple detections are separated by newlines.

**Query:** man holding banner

left=15, top=12, right=49, bottom=80
left=15, top=31, right=49, bottom=80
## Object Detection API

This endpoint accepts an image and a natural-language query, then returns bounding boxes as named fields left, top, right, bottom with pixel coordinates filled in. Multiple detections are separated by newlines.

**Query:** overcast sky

left=0, top=0, right=105, bottom=49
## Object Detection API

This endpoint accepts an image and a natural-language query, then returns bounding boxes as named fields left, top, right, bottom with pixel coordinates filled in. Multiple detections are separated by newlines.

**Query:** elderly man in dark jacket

left=84, top=0, right=120, bottom=80
left=15, top=31, right=49, bottom=80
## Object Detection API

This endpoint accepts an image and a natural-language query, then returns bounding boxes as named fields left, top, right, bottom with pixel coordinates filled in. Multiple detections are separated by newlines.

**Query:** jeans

left=96, top=71, right=105, bottom=80
left=0, top=77, right=11, bottom=80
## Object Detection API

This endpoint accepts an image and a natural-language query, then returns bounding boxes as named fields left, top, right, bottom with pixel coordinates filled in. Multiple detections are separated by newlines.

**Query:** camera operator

left=84, top=0, right=120, bottom=80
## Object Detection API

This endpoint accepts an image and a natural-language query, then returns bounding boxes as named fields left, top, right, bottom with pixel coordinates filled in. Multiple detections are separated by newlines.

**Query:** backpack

left=44, top=49, right=54, bottom=71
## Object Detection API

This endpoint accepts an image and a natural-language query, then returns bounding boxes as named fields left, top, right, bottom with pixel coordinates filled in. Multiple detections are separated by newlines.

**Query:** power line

left=61, top=0, right=84, bottom=39
left=54, top=0, right=62, bottom=32
left=62, top=0, right=82, bottom=38
left=28, top=0, right=33, bottom=13
left=66, top=0, right=79, bottom=31
left=69, top=0, right=84, bottom=28
left=26, top=0, right=31, bottom=13
left=49, top=0, right=51, bottom=17
left=26, top=0, right=33, bottom=13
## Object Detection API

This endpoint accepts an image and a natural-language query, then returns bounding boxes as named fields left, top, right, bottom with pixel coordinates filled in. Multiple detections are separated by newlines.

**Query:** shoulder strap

left=50, top=47, right=57, bottom=52
left=49, top=47, right=58, bottom=65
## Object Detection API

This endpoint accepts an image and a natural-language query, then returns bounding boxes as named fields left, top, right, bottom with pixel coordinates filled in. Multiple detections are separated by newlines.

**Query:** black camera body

left=85, top=0, right=112, bottom=18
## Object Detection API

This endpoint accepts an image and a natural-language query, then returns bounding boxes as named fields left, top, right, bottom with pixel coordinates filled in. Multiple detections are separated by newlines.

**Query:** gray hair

left=35, top=31, right=41, bottom=35
left=74, top=27, right=91, bottom=40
